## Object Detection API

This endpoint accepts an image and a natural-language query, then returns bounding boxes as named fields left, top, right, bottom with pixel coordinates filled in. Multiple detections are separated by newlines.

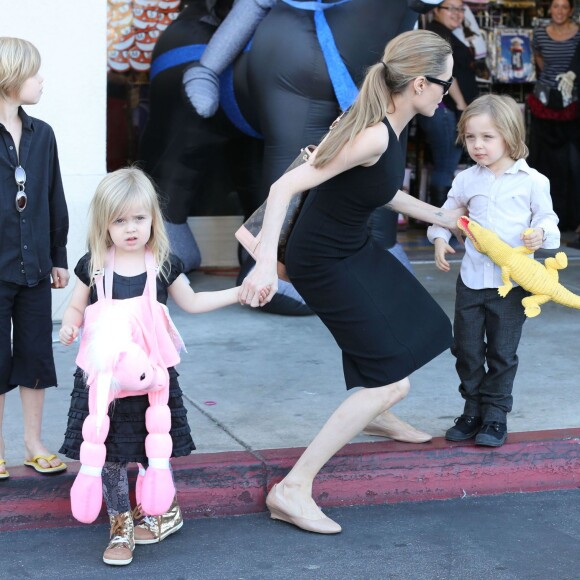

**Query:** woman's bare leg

left=271, top=378, right=411, bottom=521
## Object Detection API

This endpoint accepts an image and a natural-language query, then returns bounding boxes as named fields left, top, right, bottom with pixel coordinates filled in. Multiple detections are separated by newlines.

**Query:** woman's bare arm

left=387, top=190, right=465, bottom=236
left=239, top=123, right=389, bottom=307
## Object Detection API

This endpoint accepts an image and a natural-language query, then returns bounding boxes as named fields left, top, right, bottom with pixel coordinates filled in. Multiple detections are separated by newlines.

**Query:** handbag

left=234, top=144, right=316, bottom=265
left=235, top=112, right=347, bottom=269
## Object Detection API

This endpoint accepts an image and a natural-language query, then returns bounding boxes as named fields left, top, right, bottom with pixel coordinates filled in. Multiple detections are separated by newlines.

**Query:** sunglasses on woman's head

left=425, top=76, right=453, bottom=96
left=15, top=166, right=27, bottom=212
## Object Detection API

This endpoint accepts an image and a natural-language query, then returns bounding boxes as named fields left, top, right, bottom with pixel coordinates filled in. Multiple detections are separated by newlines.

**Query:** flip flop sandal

left=23, top=454, right=67, bottom=474
left=0, top=459, right=9, bottom=480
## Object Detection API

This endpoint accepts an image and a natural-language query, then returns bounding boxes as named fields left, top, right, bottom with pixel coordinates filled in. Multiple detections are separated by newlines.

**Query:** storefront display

left=107, top=0, right=180, bottom=74
left=488, top=27, right=535, bottom=82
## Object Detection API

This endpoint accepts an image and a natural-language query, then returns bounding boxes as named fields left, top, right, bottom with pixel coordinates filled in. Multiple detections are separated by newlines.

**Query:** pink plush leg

left=70, top=414, right=110, bottom=523
left=141, top=434, right=174, bottom=515
left=135, top=463, right=146, bottom=505
left=140, top=394, right=175, bottom=515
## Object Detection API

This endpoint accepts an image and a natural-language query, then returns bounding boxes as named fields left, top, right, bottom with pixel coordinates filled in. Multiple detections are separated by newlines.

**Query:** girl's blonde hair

left=313, top=29, right=452, bottom=167
left=87, top=167, right=171, bottom=281
left=457, top=94, right=528, bottom=160
left=0, top=37, right=41, bottom=99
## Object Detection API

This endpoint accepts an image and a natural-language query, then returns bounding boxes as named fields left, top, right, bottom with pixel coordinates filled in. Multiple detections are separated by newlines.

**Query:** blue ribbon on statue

left=218, top=41, right=262, bottom=139
left=150, top=45, right=205, bottom=80
left=281, top=0, right=358, bottom=111
left=150, top=42, right=261, bottom=139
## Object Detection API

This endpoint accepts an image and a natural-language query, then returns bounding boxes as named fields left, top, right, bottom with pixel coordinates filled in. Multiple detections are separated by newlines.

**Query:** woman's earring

left=416, top=90, right=422, bottom=95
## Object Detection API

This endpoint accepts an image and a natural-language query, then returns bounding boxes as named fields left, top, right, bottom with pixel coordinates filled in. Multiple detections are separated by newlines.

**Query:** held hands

left=434, top=238, right=456, bottom=272
left=51, top=267, right=70, bottom=289
left=238, top=263, right=278, bottom=308
left=59, top=324, right=79, bottom=346
left=521, top=227, right=544, bottom=252
left=183, top=64, right=220, bottom=118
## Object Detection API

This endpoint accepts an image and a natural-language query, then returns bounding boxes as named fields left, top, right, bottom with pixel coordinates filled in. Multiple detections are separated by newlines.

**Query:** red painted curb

left=2, top=429, right=580, bottom=532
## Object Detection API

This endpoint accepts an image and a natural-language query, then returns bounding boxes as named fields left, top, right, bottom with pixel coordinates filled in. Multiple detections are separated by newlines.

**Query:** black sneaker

left=445, top=415, right=483, bottom=441
left=475, top=422, right=507, bottom=447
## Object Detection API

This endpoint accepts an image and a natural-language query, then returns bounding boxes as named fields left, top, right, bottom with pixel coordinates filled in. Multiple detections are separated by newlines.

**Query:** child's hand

left=51, top=267, right=70, bottom=289
left=258, top=287, right=271, bottom=306
left=434, top=238, right=456, bottom=272
left=59, top=325, right=78, bottom=346
left=240, top=287, right=271, bottom=307
left=239, top=263, right=278, bottom=308
left=521, top=228, right=543, bottom=252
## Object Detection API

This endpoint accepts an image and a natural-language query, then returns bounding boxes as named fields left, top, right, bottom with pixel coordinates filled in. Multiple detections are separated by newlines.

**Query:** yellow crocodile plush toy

left=457, top=216, right=580, bottom=317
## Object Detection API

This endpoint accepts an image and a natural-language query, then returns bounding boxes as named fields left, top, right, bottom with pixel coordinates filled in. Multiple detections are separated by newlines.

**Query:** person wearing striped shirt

left=528, top=0, right=580, bottom=233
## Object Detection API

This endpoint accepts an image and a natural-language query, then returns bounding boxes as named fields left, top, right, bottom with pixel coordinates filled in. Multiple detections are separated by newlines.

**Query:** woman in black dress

left=240, top=29, right=465, bottom=534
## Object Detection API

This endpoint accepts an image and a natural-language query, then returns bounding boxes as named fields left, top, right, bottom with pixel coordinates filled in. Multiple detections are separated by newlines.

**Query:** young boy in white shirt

left=428, top=94, right=560, bottom=447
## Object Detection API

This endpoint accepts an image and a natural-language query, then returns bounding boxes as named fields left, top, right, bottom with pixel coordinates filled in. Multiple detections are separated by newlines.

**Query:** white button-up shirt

left=427, top=159, right=560, bottom=290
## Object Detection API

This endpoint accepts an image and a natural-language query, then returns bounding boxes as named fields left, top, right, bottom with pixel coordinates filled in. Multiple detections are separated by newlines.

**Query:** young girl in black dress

left=59, top=167, right=243, bottom=566
left=240, top=29, right=466, bottom=534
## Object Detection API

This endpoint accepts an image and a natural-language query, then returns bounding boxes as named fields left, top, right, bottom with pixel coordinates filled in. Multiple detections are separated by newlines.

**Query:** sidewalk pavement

left=2, top=230, right=580, bottom=530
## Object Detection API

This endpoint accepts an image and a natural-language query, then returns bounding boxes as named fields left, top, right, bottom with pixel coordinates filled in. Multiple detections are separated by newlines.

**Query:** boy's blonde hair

left=0, top=37, right=41, bottom=99
left=314, top=29, right=452, bottom=167
left=87, top=167, right=171, bottom=282
left=457, top=94, right=529, bottom=160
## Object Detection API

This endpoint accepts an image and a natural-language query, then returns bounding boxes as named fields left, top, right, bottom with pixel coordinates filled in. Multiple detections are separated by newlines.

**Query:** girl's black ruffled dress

left=59, top=253, right=195, bottom=463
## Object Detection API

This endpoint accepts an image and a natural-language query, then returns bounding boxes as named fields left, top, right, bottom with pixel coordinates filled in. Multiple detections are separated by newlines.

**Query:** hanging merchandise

left=457, top=4, right=488, bottom=59
left=488, top=28, right=535, bottom=83
left=494, top=1, right=536, bottom=7
left=457, top=4, right=491, bottom=80
left=107, top=0, right=180, bottom=73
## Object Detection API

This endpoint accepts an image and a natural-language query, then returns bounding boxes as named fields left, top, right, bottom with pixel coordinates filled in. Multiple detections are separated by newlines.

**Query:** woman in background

left=528, top=0, right=580, bottom=234
left=417, top=0, right=479, bottom=207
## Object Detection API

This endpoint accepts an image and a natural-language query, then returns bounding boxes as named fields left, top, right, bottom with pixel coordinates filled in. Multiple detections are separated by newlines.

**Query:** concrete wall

left=1, top=0, right=107, bottom=320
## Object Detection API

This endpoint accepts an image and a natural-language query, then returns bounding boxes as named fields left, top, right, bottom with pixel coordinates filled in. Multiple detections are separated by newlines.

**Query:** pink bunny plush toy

left=71, top=247, right=184, bottom=524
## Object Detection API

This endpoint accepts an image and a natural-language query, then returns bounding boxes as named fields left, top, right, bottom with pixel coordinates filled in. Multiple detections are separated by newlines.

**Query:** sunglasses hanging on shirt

left=15, top=165, right=27, bottom=212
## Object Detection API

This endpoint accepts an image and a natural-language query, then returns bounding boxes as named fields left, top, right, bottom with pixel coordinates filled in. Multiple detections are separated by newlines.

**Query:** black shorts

left=0, top=277, right=57, bottom=395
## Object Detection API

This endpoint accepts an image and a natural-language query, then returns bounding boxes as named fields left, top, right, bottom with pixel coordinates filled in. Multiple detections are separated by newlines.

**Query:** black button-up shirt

left=0, top=107, right=69, bottom=286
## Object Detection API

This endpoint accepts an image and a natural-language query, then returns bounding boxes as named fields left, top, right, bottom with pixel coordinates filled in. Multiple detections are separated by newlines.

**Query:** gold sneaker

left=103, top=512, right=135, bottom=566
left=133, top=497, right=183, bottom=544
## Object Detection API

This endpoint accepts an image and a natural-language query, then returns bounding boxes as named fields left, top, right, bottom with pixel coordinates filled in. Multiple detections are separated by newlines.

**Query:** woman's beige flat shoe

left=363, top=414, right=432, bottom=443
left=266, top=484, right=341, bottom=534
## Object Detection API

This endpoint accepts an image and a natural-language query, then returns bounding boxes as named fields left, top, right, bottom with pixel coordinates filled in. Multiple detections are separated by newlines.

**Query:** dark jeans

left=528, top=115, right=580, bottom=231
left=417, top=106, right=463, bottom=189
left=451, top=276, right=528, bottom=424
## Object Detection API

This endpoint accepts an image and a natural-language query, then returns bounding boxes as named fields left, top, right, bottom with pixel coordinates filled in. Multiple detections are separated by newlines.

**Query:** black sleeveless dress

left=285, top=118, right=452, bottom=390
left=59, top=253, right=195, bottom=463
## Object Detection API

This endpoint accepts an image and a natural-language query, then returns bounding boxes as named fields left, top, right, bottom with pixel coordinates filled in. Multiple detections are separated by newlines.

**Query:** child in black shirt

left=0, top=37, right=69, bottom=479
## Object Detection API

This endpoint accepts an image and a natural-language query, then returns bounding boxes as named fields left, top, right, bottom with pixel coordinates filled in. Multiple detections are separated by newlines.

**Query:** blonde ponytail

left=313, top=30, right=452, bottom=168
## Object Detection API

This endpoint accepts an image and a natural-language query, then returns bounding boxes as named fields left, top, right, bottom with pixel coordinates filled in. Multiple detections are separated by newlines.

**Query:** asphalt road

left=2, top=489, right=579, bottom=580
